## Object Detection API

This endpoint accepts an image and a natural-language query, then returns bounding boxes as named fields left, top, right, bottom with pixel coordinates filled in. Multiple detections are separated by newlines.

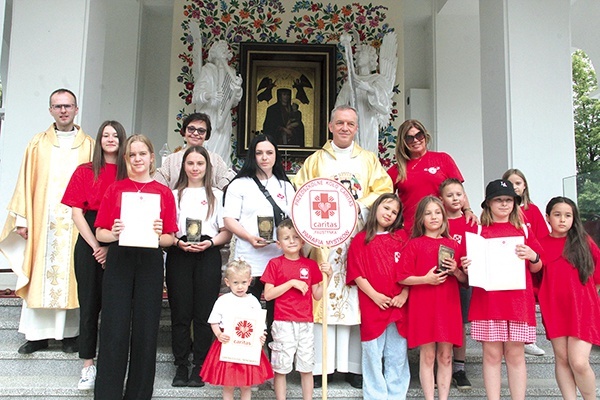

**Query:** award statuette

left=257, top=215, right=275, bottom=243
left=437, top=245, right=455, bottom=272
left=186, top=218, right=202, bottom=244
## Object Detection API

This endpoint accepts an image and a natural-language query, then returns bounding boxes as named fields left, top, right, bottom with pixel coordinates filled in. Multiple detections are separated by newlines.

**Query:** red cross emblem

left=312, top=193, right=337, bottom=219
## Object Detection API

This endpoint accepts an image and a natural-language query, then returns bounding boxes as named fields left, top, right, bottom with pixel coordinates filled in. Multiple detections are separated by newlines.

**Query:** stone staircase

left=0, top=296, right=599, bottom=399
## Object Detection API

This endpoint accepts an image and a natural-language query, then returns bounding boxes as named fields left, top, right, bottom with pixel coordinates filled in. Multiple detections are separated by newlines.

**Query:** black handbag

left=252, top=176, right=287, bottom=226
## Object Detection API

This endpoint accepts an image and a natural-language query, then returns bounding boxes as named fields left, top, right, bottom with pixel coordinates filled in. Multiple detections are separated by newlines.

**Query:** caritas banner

left=291, top=178, right=358, bottom=248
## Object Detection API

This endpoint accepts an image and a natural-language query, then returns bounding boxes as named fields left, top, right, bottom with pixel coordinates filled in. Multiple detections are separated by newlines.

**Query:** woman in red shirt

left=61, top=120, right=127, bottom=390
left=93, top=134, right=178, bottom=400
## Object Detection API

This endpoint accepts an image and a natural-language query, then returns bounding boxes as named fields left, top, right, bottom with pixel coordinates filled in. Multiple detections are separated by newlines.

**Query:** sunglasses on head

left=404, top=131, right=425, bottom=144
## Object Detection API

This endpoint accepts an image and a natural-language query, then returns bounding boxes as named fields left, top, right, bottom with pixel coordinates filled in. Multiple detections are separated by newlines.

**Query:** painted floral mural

left=176, top=0, right=400, bottom=170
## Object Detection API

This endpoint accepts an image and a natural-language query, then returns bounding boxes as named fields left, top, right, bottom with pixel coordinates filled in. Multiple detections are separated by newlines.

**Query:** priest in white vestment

left=294, top=105, right=393, bottom=388
left=0, top=89, right=94, bottom=354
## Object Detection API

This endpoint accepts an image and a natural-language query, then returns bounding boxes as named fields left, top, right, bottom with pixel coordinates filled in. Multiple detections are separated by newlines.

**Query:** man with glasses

left=154, top=112, right=234, bottom=190
left=0, top=88, right=94, bottom=354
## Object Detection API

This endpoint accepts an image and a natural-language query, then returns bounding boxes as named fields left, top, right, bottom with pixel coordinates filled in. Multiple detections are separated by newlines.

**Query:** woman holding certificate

left=223, top=134, right=295, bottom=342
left=93, top=134, right=178, bottom=400
left=466, top=179, right=544, bottom=400
left=166, top=145, right=232, bottom=387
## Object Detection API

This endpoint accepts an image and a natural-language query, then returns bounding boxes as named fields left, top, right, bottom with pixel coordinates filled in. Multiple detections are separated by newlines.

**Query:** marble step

left=0, top=373, right=580, bottom=399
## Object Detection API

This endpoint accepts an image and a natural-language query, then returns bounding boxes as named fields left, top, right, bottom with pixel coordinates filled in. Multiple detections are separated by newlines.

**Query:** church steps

left=1, top=298, right=599, bottom=399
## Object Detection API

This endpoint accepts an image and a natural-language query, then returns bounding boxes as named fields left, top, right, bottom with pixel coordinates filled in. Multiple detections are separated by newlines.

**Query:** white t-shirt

left=223, top=176, right=295, bottom=276
left=172, top=187, right=224, bottom=238
left=207, top=292, right=264, bottom=330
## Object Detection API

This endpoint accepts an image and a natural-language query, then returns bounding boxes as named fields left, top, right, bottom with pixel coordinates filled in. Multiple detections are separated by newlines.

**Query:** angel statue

left=191, top=24, right=243, bottom=167
left=335, top=32, right=398, bottom=155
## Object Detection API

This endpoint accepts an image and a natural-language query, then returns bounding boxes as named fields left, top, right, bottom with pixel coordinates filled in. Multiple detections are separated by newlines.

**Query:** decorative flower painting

left=176, top=0, right=400, bottom=170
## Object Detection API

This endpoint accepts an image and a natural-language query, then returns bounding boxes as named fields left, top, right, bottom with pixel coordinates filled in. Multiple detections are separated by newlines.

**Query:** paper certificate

left=220, top=308, right=267, bottom=366
left=119, top=192, right=161, bottom=248
left=466, top=232, right=525, bottom=291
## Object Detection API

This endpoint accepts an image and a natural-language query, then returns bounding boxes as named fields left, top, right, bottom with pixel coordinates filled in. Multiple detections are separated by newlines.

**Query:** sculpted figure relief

left=335, top=32, right=398, bottom=155
left=191, top=24, right=243, bottom=167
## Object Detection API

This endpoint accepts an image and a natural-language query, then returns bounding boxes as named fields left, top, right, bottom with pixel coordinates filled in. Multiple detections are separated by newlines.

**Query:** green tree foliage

left=572, top=50, right=600, bottom=223
left=572, top=49, right=600, bottom=174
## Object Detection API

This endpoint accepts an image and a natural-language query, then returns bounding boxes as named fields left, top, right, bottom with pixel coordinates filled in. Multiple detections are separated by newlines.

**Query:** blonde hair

left=480, top=198, right=523, bottom=228
left=394, top=119, right=432, bottom=182
left=502, top=168, right=532, bottom=209
left=124, top=134, right=156, bottom=176
left=224, top=259, right=252, bottom=280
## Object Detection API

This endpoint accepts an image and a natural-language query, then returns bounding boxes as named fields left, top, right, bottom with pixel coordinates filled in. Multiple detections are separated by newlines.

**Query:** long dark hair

left=546, top=196, right=594, bottom=284
left=91, top=120, right=127, bottom=181
left=362, top=193, right=404, bottom=244
left=230, top=134, right=291, bottom=184
left=174, top=146, right=216, bottom=220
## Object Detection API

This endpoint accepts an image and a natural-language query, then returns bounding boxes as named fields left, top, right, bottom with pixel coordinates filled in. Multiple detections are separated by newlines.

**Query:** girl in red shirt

left=347, top=193, right=411, bottom=399
left=93, top=134, right=178, bottom=400
left=61, top=121, right=127, bottom=390
left=467, top=179, right=543, bottom=400
left=538, top=197, right=600, bottom=399
left=398, top=196, right=467, bottom=400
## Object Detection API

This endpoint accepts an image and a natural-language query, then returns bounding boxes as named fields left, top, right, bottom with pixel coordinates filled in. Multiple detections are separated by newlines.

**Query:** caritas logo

left=235, top=320, right=254, bottom=339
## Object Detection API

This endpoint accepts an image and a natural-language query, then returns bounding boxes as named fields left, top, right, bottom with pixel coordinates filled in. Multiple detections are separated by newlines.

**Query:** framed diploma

left=437, top=245, right=455, bottom=272
left=220, top=308, right=267, bottom=366
left=186, top=217, right=202, bottom=244
left=119, top=192, right=160, bottom=248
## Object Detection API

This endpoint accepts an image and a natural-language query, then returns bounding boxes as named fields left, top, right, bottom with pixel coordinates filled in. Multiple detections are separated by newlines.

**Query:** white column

left=435, top=1, right=484, bottom=212
left=479, top=0, right=575, bottom=208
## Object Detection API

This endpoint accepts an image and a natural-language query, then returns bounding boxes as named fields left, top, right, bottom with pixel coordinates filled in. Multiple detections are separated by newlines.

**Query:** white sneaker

left=78, top=365, right=97, bottom=390
left=524, top=343, right=545, bottom=356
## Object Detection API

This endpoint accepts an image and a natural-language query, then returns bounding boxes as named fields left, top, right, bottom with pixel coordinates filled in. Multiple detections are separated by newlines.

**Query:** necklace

left=410, top=156, right=424, bottom=170
left=132, top=180, right=151, bottom=193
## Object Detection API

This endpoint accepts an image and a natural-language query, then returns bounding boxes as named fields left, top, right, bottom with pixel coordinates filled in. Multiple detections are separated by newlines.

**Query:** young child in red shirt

left=398, top=196, right=468, bottom=400
left=466, top=179, right=544, bottom=400
left=261, top=219, right=331, bottom=400
left=538, top=196, right=600, bottom=399
left=346, top=193, right=410, bottom=399
left=439, top=178, right=477, bottom=390
left=503, top=168, right=550, bottom=356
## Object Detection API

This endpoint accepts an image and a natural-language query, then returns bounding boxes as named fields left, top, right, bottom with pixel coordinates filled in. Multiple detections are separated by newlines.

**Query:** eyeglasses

left=186, top=126, right=207, bottom=136
left=404, top=131, right=425, bottom=144
left=50, top=104, right=75, bottom=111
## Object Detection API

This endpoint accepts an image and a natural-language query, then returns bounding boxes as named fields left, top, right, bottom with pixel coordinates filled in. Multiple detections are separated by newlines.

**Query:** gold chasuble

left=294, top=140, right=392, bottom=325
left=0, top=125, right=94, bottom=309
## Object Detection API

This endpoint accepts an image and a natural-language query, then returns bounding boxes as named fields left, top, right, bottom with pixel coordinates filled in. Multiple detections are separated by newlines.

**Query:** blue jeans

left=361, top=323, right=410, bottom=400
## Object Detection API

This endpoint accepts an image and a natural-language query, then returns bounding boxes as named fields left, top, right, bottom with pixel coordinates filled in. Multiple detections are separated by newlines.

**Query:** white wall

left=137, top=4, right=173, bottom=153
left=0, top=0, right=90, bottom=272
left=435, top=2, right=484, bottom=212
left=505, top=0, right=575, bottom=208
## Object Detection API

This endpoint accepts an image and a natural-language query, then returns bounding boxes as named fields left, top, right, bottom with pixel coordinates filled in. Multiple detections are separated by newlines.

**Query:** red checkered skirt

left=471, top=320, right=536, bottom=343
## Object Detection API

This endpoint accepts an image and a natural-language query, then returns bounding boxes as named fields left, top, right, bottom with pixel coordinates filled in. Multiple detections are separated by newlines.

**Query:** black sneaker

left=452, top=370, right=472, bottom=390
left=62, top=337, right=79, bottom=353
left=172, top=365, right=189, bottom=387
left=188, top=365, right=205, bottom=387
left=313, top=375, right=322, bottom=388
left=345, top=373, right=363, bottom=389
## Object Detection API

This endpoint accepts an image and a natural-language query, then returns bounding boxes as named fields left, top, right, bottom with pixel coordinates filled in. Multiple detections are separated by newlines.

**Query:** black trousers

left=165, top=238, right=222, bottom=367
left=74, top=211, right=104, bottom=360
left=94, top=244, right=164, bottom=400
left=247, top=278, right=275, bottom=345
